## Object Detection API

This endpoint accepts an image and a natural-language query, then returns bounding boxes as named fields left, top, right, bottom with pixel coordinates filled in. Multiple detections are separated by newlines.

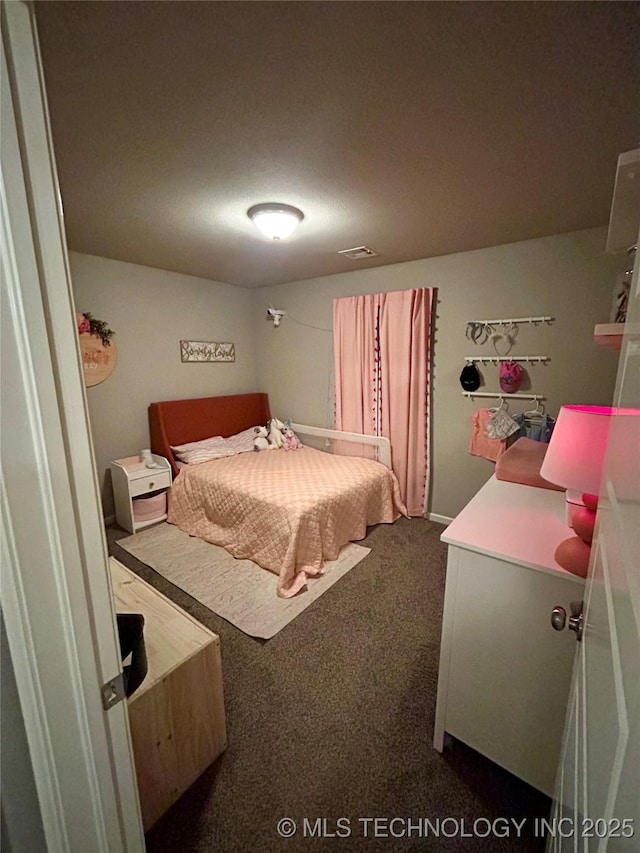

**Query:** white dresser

left=434, top=475, right=585, bottom=796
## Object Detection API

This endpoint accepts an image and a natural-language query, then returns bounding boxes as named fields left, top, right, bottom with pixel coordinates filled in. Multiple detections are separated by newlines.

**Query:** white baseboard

left=103, top=514, right=116, bottom=528
left=427, top=512, right=453, bottom=525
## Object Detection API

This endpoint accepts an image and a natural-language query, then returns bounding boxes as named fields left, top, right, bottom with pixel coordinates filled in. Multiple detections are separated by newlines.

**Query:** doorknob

left=568, top=600, right=584, bottom=641
left=550, top=601, right=584, bottom=641
left=550, top=606, right=566, bottom=631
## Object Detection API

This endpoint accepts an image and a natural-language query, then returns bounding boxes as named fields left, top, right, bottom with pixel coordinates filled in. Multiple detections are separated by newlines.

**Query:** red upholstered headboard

left=149, top=393, right=271, bottom=476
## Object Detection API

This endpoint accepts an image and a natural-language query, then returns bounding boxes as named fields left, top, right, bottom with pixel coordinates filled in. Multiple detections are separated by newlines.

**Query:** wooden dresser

left=434, top=476, right=584, bottom=796
left=110, top=558, right=227, bottom=830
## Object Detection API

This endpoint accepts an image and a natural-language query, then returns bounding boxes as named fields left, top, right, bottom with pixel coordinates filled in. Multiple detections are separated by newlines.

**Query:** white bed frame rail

left=290, top=423, right=392, bottom=469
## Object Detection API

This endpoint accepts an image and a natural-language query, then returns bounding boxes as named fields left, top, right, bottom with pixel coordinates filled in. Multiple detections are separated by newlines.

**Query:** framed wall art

left=180, top=340, right=235, bottom=363
left=77, top=312, right=117, bottom=387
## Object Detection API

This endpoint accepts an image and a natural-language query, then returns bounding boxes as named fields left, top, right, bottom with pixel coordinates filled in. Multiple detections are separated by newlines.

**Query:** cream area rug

left=116, top=523, right=371, bottom=639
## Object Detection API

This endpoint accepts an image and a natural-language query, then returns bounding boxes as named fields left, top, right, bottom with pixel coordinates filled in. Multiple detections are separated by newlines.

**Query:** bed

left=149, top=393, right=406, bottom=597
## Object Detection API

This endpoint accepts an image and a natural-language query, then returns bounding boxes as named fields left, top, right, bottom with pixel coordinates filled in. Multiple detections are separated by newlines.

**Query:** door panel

left=549, top=156, right=639, bottom=850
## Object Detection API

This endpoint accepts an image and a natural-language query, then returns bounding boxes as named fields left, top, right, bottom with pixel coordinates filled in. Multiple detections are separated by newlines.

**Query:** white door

left=1, top=2, right=144, bottom=850
left=548, top=235, right=640, bottom=845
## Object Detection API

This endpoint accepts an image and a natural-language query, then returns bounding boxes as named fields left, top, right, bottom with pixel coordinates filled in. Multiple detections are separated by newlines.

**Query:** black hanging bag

left=116, top=613, right=148, bottom=698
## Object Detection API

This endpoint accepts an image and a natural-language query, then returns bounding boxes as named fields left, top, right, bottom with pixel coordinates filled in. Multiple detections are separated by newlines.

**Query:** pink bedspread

left=167, top=447, right=407, bottom=597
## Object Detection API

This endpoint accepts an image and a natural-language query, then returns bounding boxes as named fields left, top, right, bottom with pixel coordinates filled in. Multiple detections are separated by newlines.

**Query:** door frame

left=1, top=2, right=144, bottom=849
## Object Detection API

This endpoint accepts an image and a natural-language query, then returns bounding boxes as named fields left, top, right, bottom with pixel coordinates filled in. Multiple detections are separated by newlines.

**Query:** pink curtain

left=333, top=288, right=435, bottom=516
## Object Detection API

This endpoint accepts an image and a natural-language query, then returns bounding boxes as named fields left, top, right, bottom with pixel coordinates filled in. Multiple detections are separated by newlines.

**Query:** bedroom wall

left=69, top=253, right=258, bottom=517
left=250, top=226, right=623, bottom=520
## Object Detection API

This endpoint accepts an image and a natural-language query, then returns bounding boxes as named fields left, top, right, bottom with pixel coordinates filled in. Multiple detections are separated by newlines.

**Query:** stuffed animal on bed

left=282, top=428, right=302, bottom=451
left=253, top=425, right=272, bottom=451
left=268, top=417, right=286, bottom=449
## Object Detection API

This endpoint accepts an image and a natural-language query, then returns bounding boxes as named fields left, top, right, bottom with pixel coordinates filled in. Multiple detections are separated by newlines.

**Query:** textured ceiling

left=35, top=1, right=640, bottom=288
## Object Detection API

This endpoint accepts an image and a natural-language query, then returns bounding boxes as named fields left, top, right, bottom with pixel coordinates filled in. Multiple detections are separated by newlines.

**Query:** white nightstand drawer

left=130, top=470, right=171, bottom=497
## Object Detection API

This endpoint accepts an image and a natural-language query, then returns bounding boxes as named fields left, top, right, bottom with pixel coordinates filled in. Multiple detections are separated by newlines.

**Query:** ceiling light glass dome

left=248, top=203, right=304, bottom=240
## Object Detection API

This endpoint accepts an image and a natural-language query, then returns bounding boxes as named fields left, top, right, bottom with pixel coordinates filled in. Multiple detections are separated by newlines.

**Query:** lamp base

left=555, top=494, right=597, bottom=578
left=565, top=489, right=584, bottom=527
left=554, top=536, right=591, bottom=578
left=565, top=490, right=599, bottom=528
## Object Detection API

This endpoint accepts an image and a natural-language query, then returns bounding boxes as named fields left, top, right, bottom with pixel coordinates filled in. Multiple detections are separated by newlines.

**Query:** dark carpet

left=108, top=518, right=550, bottom=853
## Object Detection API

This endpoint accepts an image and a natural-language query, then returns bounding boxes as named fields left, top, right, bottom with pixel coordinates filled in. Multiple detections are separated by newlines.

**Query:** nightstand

left=110, top=454, right=172, bottom=534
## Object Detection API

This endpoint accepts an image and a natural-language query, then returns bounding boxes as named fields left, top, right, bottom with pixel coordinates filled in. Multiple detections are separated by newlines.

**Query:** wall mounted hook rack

left=462, top=392, right=545, bottom=401
left=467, top=315, right=554, bottom=326
left=464, top=355, right=550, bottom=364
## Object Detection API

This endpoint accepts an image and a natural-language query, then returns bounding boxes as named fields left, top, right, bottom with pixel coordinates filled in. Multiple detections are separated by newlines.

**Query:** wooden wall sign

left=180, top=340, right=235, bottom=362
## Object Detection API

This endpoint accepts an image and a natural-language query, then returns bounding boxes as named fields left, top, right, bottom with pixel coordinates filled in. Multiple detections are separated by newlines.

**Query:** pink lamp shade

left=540, top=405, right=614, bottom=496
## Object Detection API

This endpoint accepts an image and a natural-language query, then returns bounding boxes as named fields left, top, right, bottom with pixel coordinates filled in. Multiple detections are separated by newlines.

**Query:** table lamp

left=540, top=405, right=614, bottom=577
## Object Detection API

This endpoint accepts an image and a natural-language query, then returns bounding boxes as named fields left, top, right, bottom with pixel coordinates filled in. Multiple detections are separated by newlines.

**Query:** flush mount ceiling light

left=247, top=203, right=304, bottom=241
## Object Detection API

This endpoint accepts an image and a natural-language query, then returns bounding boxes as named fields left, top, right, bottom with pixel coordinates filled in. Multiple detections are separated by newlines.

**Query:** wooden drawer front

left=128, top=641, right=227, bottom=831
left=130, top=470, right=171, bottom=497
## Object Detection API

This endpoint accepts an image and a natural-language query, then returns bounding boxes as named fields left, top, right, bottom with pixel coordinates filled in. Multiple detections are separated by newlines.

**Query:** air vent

left=337, top=246, right=379, bottom=260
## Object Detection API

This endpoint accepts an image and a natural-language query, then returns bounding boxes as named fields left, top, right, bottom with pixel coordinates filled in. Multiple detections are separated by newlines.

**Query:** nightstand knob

left=550, top=606, right=566, bottom=631
left=149, top=481, right=155, bottom=489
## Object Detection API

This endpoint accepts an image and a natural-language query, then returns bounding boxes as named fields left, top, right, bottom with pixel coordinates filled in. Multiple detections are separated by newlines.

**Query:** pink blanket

left=167, top=447, right=407, bottom=597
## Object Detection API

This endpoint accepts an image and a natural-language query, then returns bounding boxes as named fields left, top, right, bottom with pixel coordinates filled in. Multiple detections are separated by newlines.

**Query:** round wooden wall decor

left=80, top=334, right=117, bottom=387
left=77, top=312, right=117, bottom=387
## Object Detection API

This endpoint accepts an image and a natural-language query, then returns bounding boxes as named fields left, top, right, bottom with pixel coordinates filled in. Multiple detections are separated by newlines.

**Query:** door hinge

left=101, top=673, right=126, bottom=710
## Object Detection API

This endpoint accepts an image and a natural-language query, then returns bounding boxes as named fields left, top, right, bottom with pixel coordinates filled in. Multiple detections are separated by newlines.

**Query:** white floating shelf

left=594, top=322, right=640, bottom=351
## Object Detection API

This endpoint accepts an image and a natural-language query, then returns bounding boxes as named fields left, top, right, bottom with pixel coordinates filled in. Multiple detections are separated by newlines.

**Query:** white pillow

left=171, top=426, right=258, bottom=464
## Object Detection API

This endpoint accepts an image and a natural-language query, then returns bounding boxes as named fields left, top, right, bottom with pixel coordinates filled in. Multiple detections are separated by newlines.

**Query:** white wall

left=69, top=253, right=258, bottom=517
left=251, top=227, right=622, bottom=519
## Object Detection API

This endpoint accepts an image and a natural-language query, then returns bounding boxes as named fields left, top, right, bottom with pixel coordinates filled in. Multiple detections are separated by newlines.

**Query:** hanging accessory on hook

left=486, top=399, right=520, bottom=440
left=523, top=398, right=545, bottom=419
left=499, top=360, right=524, bottom=393
left=465, top=322, right=488, bottom=345
left=460, top=361, right=481, bottom=391
left=513, top=406, right=556, bottom=443
left=488, top=321, right=518, bottom=356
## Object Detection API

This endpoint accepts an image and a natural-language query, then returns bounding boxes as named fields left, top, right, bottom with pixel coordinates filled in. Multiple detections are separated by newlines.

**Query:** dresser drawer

left=130, top=470, right=171, bottom=497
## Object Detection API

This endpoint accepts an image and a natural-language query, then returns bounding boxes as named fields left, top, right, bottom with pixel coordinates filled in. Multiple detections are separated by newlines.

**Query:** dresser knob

left=149, top=481, right=155, bottom=489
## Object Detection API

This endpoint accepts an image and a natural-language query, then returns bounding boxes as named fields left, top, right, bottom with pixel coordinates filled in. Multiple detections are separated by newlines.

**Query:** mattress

left=167, top=446, right=406, bottom=597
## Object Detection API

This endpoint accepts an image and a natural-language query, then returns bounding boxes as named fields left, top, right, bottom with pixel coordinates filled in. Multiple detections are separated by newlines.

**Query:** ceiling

left=34, top=1, right=640, bottom=289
